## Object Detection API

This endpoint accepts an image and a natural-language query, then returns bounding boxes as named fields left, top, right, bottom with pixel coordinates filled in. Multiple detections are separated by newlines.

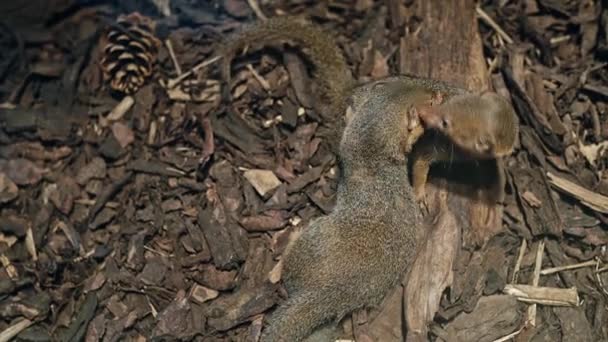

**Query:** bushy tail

left=218, top=15, right=355, bottom=114
left=260, top=290, right=336, bottom=342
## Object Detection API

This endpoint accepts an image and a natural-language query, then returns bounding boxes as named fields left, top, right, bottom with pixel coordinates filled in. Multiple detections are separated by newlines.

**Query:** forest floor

left=0, top=0, right=607, bottom=341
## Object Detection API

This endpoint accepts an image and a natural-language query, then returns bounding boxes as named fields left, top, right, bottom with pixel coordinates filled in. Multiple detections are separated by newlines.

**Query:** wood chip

left=190, top=284, right=219, bottom=304
left=243, top=169, right=282, bottom=197
left=503, top=284, right=579, bottom=306
left=547, top=172, right=608, bottom=214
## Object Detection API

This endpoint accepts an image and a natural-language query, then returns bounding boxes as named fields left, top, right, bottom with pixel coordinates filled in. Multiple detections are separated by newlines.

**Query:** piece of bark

left=240, top=238, right=275, bottom=288
left=443, top=295, right=524, bottom=342
left=197, top=186, right=248, bottom=270
left=366, top=285, right=405, bottom=342
left=205, top=285, right=279, bottom=332
left=503, top=284, right=579, bottom=306
left=510, top=167, right=563, bottom=237
left=283, top=51, right=314, bottom=109
left=399, top=0, right=488, bottom=91
left=501, top=67, right=564, bottom=154
left=405, top=182, right=459, bottom=341
left=547, top=171, right=608, bottom=214
left=553, top=307, right=594, bottom=342
left=192, top=264, right=238, bottom=291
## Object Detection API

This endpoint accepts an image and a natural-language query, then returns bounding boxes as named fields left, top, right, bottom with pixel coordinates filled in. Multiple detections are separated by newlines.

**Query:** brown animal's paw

left=418, top=196, right=430, bottom=214
left=414, top=188, right=430, bottom=214
left=404, top=125, right=424, bottom=153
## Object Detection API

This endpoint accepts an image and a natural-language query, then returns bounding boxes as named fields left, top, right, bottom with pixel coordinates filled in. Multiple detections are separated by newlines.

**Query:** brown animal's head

left=419, top=92, right=518, bottom=159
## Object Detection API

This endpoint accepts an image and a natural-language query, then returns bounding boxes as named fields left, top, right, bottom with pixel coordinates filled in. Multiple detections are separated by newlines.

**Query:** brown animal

left=411, top=91, right=519, bottom=205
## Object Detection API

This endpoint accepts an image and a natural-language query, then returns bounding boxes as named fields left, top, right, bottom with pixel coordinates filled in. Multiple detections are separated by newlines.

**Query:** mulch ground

left=0, top=0, right=607, bottom=341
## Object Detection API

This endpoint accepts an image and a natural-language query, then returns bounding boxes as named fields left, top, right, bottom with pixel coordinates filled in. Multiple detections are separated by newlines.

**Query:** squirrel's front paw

left=414, top=188, right=429, bottom=213
left=404, top=125, right=424, bottom=153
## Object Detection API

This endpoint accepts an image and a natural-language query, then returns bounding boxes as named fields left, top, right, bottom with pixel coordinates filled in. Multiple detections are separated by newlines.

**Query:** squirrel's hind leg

left=260, top=290, right=337, bottom=342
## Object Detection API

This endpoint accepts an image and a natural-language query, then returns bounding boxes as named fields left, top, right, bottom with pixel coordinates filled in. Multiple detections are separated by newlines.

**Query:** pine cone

left=100, top=12, right=160, bottom=95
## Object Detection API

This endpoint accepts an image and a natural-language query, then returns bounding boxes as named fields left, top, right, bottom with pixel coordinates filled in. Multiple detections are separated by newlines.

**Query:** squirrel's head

left=419, top=92, right=516, bottom=159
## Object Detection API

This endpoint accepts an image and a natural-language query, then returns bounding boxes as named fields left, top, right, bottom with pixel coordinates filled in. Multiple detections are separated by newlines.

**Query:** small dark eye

left=440, top=118, right=449, bottom=129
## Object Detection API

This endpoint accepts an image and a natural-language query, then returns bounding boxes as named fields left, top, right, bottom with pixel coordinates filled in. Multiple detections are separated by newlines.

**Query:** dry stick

left=579, top=63, right=607, bottom=86
left=540, top=259, right=597, bottom=275
left=546, top=172, right=608, bottom=213
left=0, top=254, right=17, bottom=279
left=199, top=117, right=215, bottom=167
left=246, top=64, right=271, bottom=91
left=166, top=55, right=222, bottom=89
left=526, top=239, right=545, bottom=327
left=25, top=225, right=38, bottom=262
left=88, top=172, right=134, bottom=226
left=503, top=284, right=579, bottom=306
left=247, top=0, right=268, bottom=21
left=475, top=5, right=514, bottom=44
left=590, top=104, right=602, bottom=142
left=491, top=326, right=524, bottom=342
left=106, top=95, right=135, bottom=122
left=512, top=238, right=527, bottom=283
left=550, top=35, right=571, bottom=45
left=165, top=38, right=183, bottom=75
left=0, top=319, right=33, bottom=342
left=148, top=120, right=157, bottom=146
left=595, top=258, right=608, bottom=297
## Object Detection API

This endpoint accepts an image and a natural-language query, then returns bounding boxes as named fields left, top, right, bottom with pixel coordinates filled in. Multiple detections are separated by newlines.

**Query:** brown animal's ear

left=417, top=106, right=442, bottom=129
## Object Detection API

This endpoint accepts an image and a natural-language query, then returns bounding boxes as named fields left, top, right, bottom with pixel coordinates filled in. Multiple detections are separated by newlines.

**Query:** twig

left=247, top=0, right=268, bottom=21
left=503, top=284, right=579, bottom=306
left=596, top=257, right=608, bottom=297
left=540, top=260, right=597, bottom=275
left=148, top=120, right=158, bottom=146
left=0, top=319, right=33, bottom=342
left=88, top=172, right=134, bottom=227
left=475, top=5, right=514, bottom=44
left=590, top=103, right=602, bottom=141
left=492, top=327, right=524, bottom=342
left=146, top=295, right=158, bottom=318
left=166, top=55, right=222, bottom=89
left=105, top=95, right=134, bottom=124
left=25, top=224, right=38, bottom=262
left=582, top=83, right=608, bottom=98
left=199, top=117, right=215, bottom=168
left=547, top=172, right=608, bottom=214
left=247, top=64, right=271, bottom=91
left=512, top=238, right=527, bottom=283
left=165, top=39, right=182, bottom=75
left=526, top=239, right=545, bottom=327
left=550, top=35, right=571, bottom=45
left=0, top=254, right=18, bottom=279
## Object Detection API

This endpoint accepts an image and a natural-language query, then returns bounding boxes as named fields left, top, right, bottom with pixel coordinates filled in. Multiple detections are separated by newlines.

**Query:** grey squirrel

left=259, top=79, right=430, bottom=342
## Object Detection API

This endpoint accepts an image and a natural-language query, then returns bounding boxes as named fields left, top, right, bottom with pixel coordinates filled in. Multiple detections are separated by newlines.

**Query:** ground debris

left=0, top=0, right=606, bottom=341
